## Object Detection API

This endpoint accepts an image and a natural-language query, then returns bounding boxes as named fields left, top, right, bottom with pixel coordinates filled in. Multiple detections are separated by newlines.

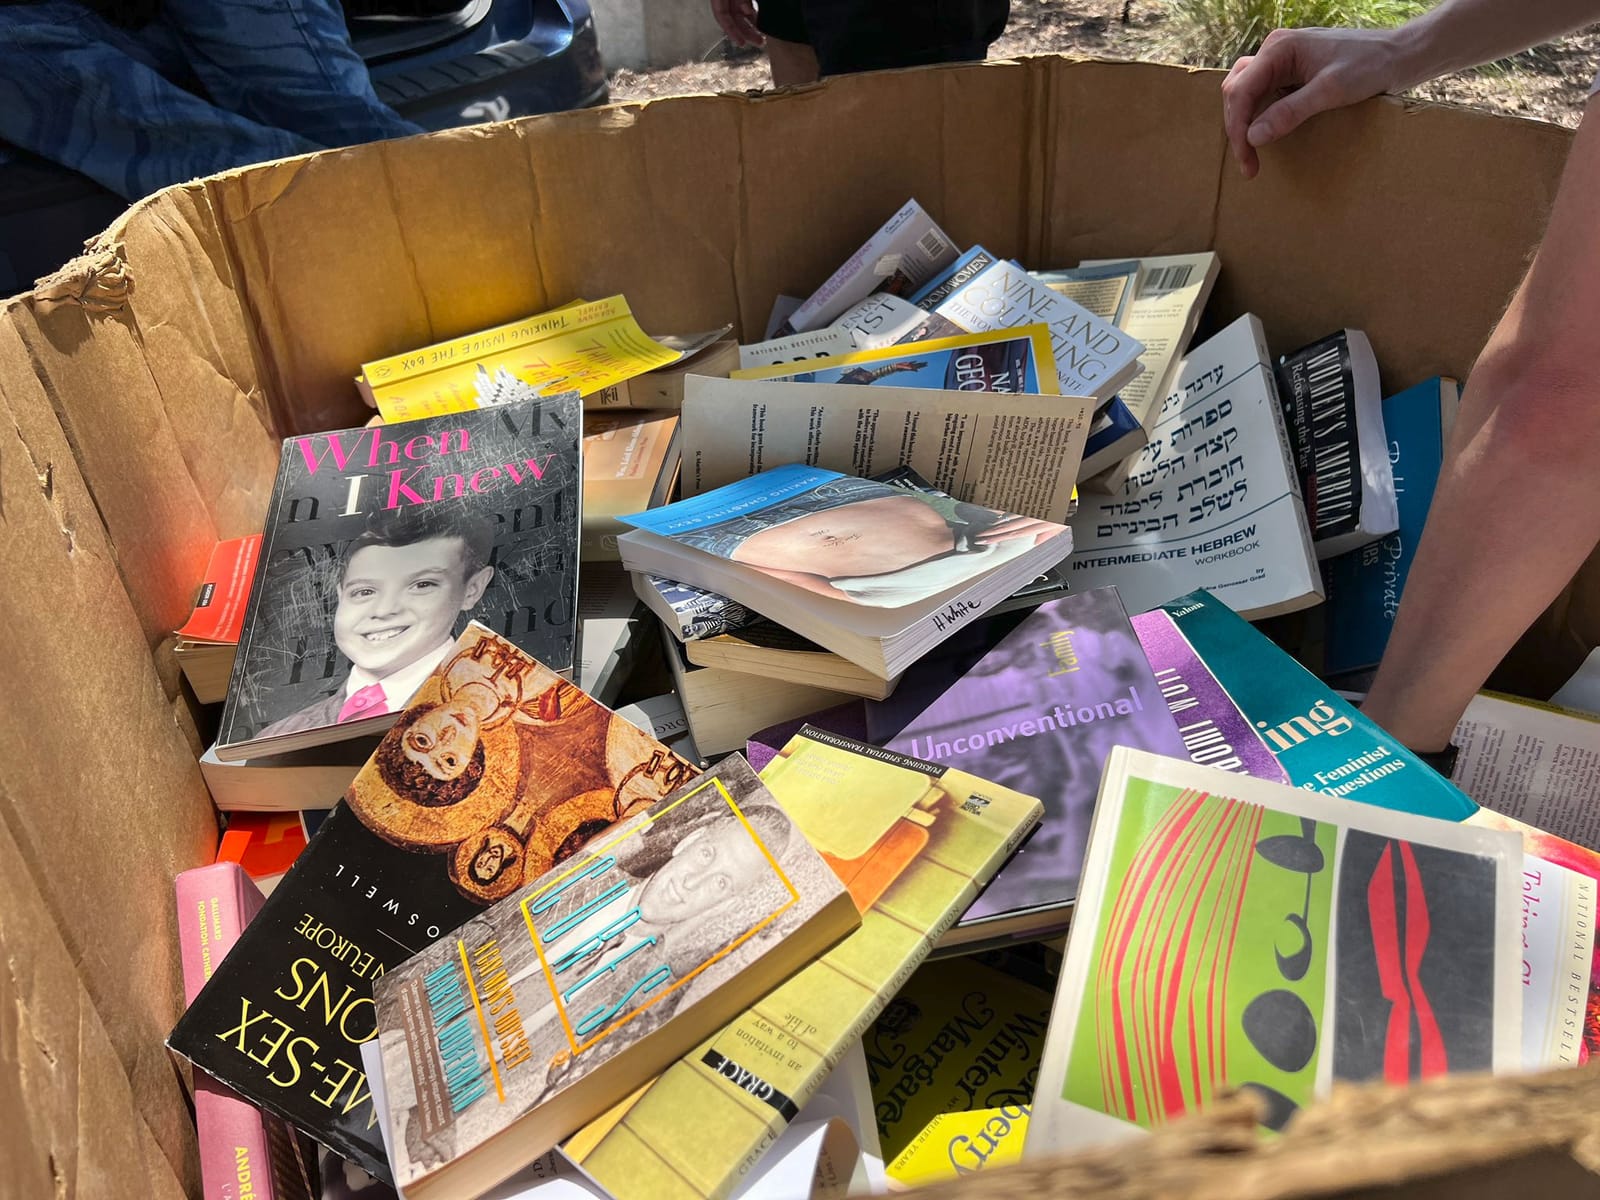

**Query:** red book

left=175, top=863, right=315, bottom=1200
left=177, top=534, right=262, bottom=644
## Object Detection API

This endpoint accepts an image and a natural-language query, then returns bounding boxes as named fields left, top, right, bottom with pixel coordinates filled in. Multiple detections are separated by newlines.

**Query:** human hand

left=710, top=0, right=763, bottom=48
left=975, top=515, right=1060, bottom=548
left=1221, top=27, right=1411, bottom=179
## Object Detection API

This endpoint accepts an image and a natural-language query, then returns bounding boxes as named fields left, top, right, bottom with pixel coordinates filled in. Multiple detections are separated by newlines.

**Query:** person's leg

left=766, top=36, right=822, bottom=86
left=0, top=1, right=319, bottom=200
left=753, top=0, right=821, bottom=86
left=157, top=0, right=422, bottom=147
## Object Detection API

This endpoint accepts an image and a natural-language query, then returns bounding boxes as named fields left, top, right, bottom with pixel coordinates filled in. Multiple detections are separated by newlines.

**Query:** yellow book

left=562, top=726, right=1044, bottom=1200
left=363, top=296, right=682, bottom=422
left=729, top=326, right=1061, bottom=395
left=885, top=1105, right=1029, bottom=1189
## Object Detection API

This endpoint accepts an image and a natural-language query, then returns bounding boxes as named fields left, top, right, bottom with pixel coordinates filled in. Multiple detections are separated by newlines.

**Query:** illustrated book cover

left=371, top=753, right=858, bottom=1200
left=172, top=624, right=701, bottom=1180
left=1067, top=313, right=1322, bottom=620
left=215, top=391, right=581, bottom=762
left=1321, top=377, right=1460, bottom=677
left=616, top=464, right=1074, bottom=680
left=561, top=725, right=1043, bottom=1200
left=1275, top=329, right=1399, bottom=560
left=1025, top=748, right=1522, bottom=1156
left=865, top=587, right=1190, bottom=926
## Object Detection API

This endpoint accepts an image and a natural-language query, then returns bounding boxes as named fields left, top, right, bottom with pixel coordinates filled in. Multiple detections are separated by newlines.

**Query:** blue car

left=0, top=0, right=607, bottom=296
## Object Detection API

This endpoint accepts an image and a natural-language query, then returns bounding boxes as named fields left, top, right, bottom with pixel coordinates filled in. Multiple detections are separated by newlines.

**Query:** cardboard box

left=0, top=56, right=1589, bottom=1196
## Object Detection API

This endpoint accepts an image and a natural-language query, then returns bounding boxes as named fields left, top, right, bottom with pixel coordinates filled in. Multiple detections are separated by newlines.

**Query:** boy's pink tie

left=337, top=683, right=388, bottom=723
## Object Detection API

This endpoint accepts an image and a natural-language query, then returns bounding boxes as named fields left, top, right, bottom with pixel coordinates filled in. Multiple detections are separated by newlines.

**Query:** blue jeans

left=0, top=0, right=423, bottom=200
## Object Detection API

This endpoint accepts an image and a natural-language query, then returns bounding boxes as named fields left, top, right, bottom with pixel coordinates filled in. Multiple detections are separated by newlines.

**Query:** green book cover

left=563, top=726, right=1043, bottom=1200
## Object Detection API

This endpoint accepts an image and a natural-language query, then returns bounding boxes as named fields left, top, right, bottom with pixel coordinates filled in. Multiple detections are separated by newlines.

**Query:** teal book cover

left=1321, top=378, right=1458, bottom=677
left=1158, top=590, right=1477, bottom=822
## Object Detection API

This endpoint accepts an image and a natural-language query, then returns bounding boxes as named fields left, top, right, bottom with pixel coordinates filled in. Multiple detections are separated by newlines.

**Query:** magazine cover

left=216, top=391, right=581, bottom=761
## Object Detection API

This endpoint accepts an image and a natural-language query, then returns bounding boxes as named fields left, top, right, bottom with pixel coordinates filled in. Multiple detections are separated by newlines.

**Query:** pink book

left=175, top=863, right=315, bottom=1200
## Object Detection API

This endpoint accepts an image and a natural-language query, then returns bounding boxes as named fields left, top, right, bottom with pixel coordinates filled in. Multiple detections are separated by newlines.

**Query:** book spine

left=176, top=866, right=293, bottom=1200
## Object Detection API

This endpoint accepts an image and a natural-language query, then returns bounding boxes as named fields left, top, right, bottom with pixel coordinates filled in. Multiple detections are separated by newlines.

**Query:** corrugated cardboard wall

left=0, top=56, right=1578, bottom=1196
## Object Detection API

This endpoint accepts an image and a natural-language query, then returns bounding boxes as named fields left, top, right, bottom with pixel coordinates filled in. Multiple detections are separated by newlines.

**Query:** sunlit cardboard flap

left=0, top=55, right=1588, bottom=1196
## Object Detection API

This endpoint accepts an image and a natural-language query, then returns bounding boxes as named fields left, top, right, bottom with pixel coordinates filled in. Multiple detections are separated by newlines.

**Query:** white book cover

left=739, top=326, right=859, bottom=370
left=1065, top=313, right=1321, bottom=619
left=1514, top=857, right=1596, bottom=1069
left=1025, top=747, right=1523, bottom=1159
left=918, top=258, right=1144, bottom=402
left=832, top=293, right=929, bottom=349
left=783, top=200, right=958, bottom=334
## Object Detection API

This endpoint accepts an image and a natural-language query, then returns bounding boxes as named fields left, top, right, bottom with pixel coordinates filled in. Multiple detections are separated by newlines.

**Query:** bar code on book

left=1143, top=264, right=1194, bottom=293
left=918, top=230, right=950, bottom=258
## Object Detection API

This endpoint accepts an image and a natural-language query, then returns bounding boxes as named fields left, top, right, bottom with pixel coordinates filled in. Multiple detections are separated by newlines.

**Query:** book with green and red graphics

left=1024, top=748, right=1524, bottom=1158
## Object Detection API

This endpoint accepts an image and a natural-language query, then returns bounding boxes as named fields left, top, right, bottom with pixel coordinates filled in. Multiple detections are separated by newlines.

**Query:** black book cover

left=171, top=625, right=699, bottom=1180
left=1275, top=333, right=1361, bottom=540
left=216, top=391, right=582, bottom=760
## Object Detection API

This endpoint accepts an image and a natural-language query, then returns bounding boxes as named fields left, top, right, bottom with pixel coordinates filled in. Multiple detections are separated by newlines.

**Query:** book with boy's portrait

left=169, top=624, right=708, bottom=1181
left=215, top=390, right=582, bottom=763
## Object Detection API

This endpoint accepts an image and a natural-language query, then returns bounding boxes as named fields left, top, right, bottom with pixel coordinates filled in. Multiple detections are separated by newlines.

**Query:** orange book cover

left=177, top=534, right=262, bottom=644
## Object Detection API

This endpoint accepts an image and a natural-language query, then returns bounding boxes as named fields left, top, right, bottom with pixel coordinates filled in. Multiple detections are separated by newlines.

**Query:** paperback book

left=171, top=625, right=701, bottom=1179
left=778, top=199, right=958, bottom=335
left=1321, top=377, right=1460, bottom=677
left=731, top=327, right=1059, bottom=397
left=215, top=392, right=581, bottom=762
left=359, top=297, right=680, bottom=422
left=1275, top=329, right=1399, bottom=559
left=637, top=575, right=761, bottom=642
left=1025, top=748, right=1522, bottom=1156
left=866, top=588, right=1190, bottom=925
left=371, top=754, right=858, bottom=1200
left=1079, top=252, right=1222, bottom=491
left=580, top=409, right=681, bottom=562
left=562, top=725, right=1044, bottom=1200
left=1067, top=314, right=1322, bottom=620
left=900, top=257, right=1145, bottom=405
left=616, top=464, right=1074, bottom=680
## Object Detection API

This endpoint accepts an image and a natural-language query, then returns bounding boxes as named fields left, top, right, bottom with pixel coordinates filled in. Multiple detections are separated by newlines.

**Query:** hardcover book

left=562, top=726, right=1044, bottom=1200
left=1025, top=748, right=1522, bottom=1156
left=371, top=754, right=858, bottom=1200
left=170, top=625, right=701, bottom=1180
left=1067, top=314, right=1322, bottom=620
left=616, top=464, right=1074, bottom=680
left=1321, top=377, right=1460, bottom=677
left=731, top=327, right=1059, bottom=397
left=175, top=863, right=315, bottom=1200
left=1275, top=329, right=1399, bottom=560
left=866, top=588, right=1190, bottom=925
left=215, top=392, right=581, bottom=762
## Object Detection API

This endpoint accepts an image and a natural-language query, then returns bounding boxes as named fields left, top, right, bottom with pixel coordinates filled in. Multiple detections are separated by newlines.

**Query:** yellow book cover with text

left=563, top=726, right=1043, bottom=1200
left=885, top=1105, right=1029, bottom=1189
left=365, top=296, right=681, bottom=422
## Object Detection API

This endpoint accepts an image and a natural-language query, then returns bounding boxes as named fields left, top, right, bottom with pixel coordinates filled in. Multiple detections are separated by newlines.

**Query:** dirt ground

left=607, top=1, right=1600, bottom=128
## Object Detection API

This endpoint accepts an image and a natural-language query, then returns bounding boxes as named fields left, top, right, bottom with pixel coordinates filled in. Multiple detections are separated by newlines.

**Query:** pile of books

left=162, top=201, right=1600, bottom=1200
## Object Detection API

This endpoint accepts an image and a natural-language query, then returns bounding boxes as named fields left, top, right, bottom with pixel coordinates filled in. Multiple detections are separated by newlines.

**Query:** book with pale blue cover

left=1321, top=378, right=1459, bottom=677
left=1156, top=589, right=1476, bottom=822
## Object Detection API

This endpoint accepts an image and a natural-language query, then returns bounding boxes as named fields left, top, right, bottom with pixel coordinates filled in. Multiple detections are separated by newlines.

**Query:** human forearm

left=1389, top=0, right=1600, bottom=88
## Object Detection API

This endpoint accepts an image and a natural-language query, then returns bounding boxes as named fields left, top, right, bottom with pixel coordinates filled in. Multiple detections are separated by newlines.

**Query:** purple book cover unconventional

left=1130, top=609, right=1290, bottom=783
left=865, top=588, right=1187, bottom=922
